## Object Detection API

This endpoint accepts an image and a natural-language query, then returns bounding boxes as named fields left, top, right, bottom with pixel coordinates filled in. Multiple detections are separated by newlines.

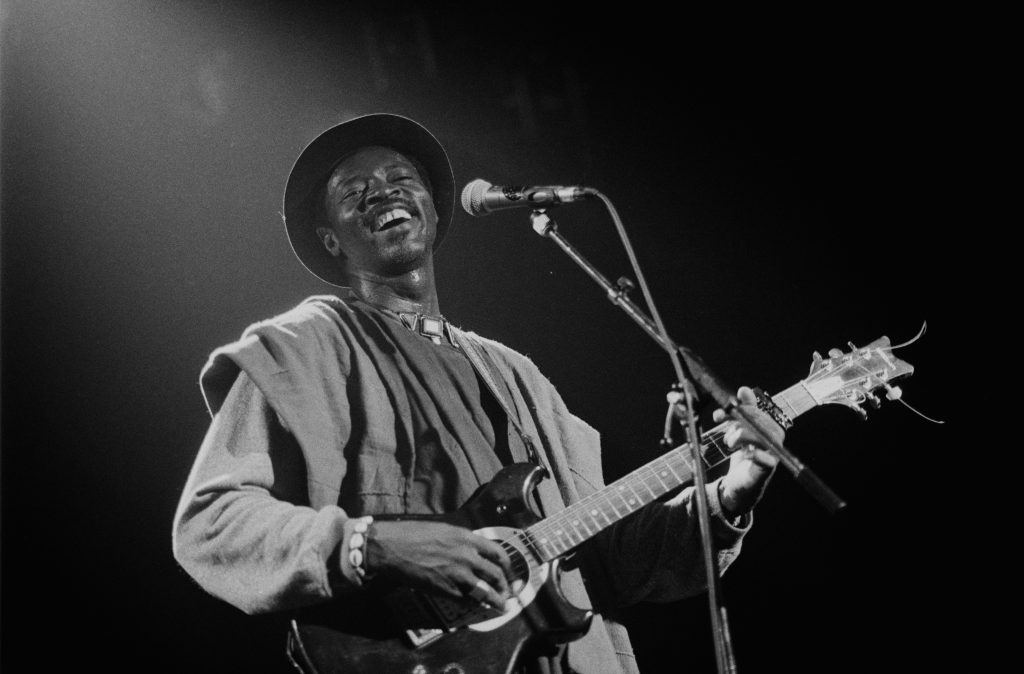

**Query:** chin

left=378, top=242, right=430, bottom=274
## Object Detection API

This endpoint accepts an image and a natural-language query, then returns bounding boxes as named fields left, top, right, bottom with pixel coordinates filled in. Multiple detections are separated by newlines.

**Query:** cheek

left=329, top=206, right=365, bottom=237
left=418, top=195, right=439, bottom=227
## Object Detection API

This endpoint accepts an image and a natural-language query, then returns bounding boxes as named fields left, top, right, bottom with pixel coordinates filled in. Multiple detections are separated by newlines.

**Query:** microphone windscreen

left=461, top=178, right=492, bottom=216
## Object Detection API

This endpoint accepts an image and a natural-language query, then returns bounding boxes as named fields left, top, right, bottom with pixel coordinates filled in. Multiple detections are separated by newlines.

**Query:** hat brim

left=283, top=114, right=455, bottom=287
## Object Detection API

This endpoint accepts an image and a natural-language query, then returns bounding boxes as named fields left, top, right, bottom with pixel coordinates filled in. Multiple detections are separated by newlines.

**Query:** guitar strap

left=454, top=330, right=545, bottom=470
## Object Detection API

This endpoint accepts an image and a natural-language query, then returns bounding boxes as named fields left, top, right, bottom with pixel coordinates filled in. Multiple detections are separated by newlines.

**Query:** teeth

left=377, top=208, right=412, bottom=228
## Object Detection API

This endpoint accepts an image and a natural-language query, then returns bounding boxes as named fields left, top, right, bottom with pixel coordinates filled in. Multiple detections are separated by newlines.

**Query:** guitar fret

left=578, top=517, right=593, bottom=537
left=616, top=485, right=633, bottom=512
left=775, top=384, right=816, bottom=418
left=550, top=530, right=569, bottom=555
left=777, top=393, right=801, bottom=421
left=521, top=531, right=546, bottom=560
left=639, top=474, right=657, bottom=499
left=651, top=464, right=671, bottom=490
left=625, top=483, right=643, bottom=509
left=705, top=435, right=729, bottom=464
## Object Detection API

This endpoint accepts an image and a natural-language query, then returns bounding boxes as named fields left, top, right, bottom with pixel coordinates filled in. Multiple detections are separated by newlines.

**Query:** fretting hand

left=713, top=386, right=784, bottom=518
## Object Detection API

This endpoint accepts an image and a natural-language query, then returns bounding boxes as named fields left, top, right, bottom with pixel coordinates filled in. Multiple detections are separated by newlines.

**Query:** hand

left=713, top=386, right=784, bottom=517
left=367, top=520, right=514, bottom=609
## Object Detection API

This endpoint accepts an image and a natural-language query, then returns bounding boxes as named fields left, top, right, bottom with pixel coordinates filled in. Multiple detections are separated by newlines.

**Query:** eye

left=339, top=185, right=364, bottom=202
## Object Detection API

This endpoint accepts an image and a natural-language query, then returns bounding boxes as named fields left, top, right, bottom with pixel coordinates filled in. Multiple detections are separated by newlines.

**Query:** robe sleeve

left=172, top=371, right=365, bottom=614
left=580, top=474, right=752, bottom=608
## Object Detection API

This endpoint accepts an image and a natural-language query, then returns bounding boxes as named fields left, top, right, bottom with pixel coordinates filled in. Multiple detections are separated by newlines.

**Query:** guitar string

left=521, top=384, right=812, bottom=556
left=523, top=429, right=734, bottom=557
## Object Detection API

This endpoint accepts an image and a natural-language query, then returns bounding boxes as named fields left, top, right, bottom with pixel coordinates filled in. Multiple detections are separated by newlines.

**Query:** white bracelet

left=348, top=516, right=374, bottom=580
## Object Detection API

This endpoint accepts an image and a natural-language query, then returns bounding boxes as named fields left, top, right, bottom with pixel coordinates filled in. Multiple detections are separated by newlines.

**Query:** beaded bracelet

left=348, top=516, right=374, bottom=580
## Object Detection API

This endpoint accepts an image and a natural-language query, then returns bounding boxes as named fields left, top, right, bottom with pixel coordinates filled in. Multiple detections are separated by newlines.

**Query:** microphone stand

left=527, top=208, right=845, bottom=674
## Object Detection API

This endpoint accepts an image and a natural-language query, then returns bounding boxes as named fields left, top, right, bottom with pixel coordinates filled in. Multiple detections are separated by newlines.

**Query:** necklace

left=378, top=306, right=458, bottom=347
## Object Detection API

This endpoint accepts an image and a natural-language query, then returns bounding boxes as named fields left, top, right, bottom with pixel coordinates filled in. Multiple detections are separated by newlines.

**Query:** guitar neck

left=524, top=383, right=818, bottom=563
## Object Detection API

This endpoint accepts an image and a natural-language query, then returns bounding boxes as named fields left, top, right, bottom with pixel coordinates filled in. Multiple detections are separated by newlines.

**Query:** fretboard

left=523, top=383, right=817, bottom=562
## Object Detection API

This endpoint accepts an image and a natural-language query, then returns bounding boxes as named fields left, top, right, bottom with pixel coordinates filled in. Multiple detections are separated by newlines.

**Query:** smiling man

left=316, top=145, right=438, bottom=285
left=173, top=114, right=783, bottom=674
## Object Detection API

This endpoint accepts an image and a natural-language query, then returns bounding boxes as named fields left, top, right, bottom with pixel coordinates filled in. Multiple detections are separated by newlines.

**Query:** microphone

left=460, top=179, right=595, bottom=216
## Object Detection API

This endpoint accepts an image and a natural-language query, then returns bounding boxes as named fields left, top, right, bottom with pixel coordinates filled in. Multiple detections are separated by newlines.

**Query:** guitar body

left=288, top=463, right=594, bottom=674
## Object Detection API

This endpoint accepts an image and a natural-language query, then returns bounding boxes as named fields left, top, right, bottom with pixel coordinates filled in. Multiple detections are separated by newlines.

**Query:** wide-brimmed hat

left=283, top=113, right=455, bottom=287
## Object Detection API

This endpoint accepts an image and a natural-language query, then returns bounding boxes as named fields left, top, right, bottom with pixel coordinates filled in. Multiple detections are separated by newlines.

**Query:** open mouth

left=374, top=207, right=414, bottom=232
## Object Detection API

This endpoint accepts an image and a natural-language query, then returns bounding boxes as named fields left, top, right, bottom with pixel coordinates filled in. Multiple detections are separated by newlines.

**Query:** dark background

left=2, top=2, right=962, bottom=672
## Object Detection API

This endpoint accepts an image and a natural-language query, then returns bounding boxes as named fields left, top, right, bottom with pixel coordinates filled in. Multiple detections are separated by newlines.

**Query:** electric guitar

left=287, top=336, right=915, bottom=674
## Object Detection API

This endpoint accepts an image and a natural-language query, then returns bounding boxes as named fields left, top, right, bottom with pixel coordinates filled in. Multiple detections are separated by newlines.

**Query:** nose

left=363, top=179, right=402, bottom=208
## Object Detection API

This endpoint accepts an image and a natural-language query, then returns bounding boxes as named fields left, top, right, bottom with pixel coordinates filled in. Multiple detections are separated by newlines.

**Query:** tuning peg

left=809, top=351, right=824, bottom=375
left=884, top=384, right=903, bottom=401
left=828, top=348, right=844, bottom=358
left=866, top=392, right=882, bottom=409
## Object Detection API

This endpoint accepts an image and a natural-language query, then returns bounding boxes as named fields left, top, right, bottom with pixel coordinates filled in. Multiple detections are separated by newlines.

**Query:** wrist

left=340, top=516, right=375, bottom=586
left=717, top=479, right=745, bottom=522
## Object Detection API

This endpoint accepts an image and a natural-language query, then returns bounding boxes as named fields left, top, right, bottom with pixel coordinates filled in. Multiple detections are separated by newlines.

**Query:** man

left=173, top=113, right=783, bottom=673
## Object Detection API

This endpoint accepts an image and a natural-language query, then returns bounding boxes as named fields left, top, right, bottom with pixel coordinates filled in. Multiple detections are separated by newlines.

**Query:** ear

left=315, top=227, right=342, bottom=257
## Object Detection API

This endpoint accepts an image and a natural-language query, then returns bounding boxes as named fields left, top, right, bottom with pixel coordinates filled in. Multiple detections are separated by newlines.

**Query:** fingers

left=723, top=422, right=744, bottom=448
left=728, top=443, right=778, bottom=470
left=712, top=385, right=785, bottom=451
left=712, top=386, right=758, bottom=424
left=461, top=532, right=515, bottom=606
left=736, top=385, right=757, bottom=405
left=750, top=446, right=779, bottom=469
left=474, top=536, right=514, bottom=582
left=469, top=552, right=511, bottom=599
left=464, top=577, right=506, bottom=610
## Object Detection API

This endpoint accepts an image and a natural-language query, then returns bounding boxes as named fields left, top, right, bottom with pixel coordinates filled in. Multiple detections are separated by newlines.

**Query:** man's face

left=319, top=146, right=438, bottom=276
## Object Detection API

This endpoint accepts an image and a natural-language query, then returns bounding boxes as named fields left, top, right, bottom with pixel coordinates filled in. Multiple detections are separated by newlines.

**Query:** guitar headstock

left=803, top=337, right=914, bottom=419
